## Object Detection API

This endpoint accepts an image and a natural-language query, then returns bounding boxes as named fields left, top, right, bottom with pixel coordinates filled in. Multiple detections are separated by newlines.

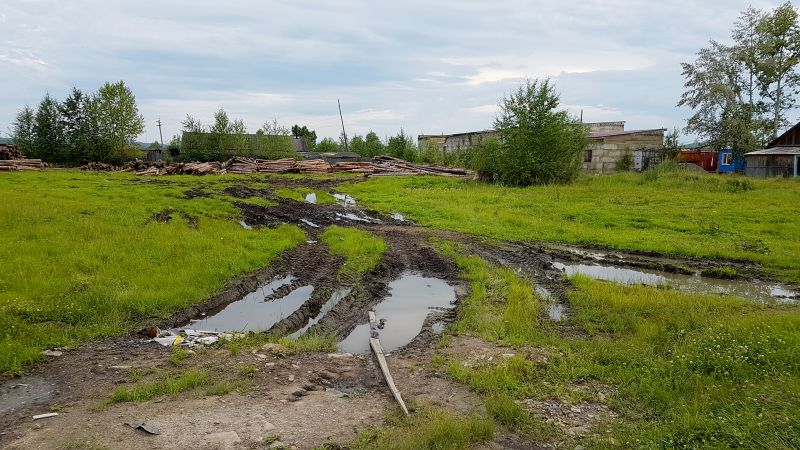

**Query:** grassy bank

left=320, top=225, right=387, bottom=280
left=437, top=241, right=800, bottom=448
left=344, top=172, right=800, bottom=282
left=0, top=170, right=306, bottom=374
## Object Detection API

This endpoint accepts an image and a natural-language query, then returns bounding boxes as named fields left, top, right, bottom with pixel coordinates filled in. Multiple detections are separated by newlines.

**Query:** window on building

left=722, top=153, right=732, bottom=165
left=584, top=149, right=593, bottom=163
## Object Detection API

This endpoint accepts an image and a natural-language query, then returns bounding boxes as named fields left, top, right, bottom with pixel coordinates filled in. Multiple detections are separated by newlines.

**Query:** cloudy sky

left=0, top=0, right=786, bottom=143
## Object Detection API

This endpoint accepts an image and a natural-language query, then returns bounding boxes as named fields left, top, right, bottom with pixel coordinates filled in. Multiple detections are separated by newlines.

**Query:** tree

left=94, top=81, right=145, bottom=160
left=483, top=78, right=587, bottom=185
left=386, top=129, right=416, bottom=162
left=291, top=125, right=317, bottom=149
left=315, top=137, right=340, bottom=153
left=32, top=93, right=65, bottom=161
left=58, top=87, right=89, bottom=162
left=756, top=2, right=800, bottom=137
left=182, top=115, right=205, bottom=133
left=349, top=134, right=367, bottom=156
left=260, top=118, right=290, bottom=136
left=210, top=108, right=232, bottom=134
left=364, top=131, right=385, bottom=157
left=11, top=105, right=35, bottom=157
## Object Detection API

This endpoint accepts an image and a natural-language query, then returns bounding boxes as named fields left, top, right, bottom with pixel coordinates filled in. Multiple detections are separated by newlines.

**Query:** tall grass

left=0, top=171, right=306, bottom=374
left=320, top=225, right=387, bottom=280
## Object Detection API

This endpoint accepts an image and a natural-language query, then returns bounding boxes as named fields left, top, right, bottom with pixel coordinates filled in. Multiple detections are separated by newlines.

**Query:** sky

left=0, top=0, right=787, bottom=144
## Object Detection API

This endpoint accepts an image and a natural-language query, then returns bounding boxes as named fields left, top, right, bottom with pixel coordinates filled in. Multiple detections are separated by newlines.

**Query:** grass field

left=0, top=170, right=305, bottom=374
left=343, top=172, right=800, bottom=282
left=436, top=240, right=800, bottom=448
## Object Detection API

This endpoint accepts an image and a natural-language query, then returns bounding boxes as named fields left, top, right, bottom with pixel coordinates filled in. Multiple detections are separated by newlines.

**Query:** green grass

left=343, top=172, right=800, bottom=282
left=106, top=368, right=212, bottom=404
left=222, top=330, right=337, bottom=354
left=320, top=225, right=387, bottom=280
left=351, top=408, right=494, bottom=450
left=437, top=242, right=800, bottom=448
left=0, top=170, right=306, bottom=374
left=274, top=187, right=336, bottom=205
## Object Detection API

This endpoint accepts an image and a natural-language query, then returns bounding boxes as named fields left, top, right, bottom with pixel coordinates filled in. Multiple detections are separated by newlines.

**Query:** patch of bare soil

left=439, top=336, right=550, bottom=368
left=517, top=398, right=617, bottom=437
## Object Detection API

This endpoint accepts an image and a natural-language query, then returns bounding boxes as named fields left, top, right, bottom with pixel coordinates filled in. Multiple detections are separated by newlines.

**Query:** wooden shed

left=744, top=148, right=800, bottom=178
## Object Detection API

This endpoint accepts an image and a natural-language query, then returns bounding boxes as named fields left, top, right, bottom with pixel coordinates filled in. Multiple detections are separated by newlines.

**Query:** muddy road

left=1, top=177, right=795, bottom=449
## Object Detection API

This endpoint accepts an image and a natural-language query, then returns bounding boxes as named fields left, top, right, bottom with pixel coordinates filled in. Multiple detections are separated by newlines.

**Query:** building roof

left=418, top=130, right=496, bottom=139
left=767, top=121, right=800, bottom=148
left=745, top=147, right=800, bottom=156
left=588, top=129, right=666, bottom=139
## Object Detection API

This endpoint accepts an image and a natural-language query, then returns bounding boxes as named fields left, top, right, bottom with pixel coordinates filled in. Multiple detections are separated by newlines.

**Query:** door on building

left=795, top=155, right=799, bottom=177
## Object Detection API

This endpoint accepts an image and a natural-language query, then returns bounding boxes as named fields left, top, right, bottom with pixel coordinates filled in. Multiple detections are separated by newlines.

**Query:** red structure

left=678, top=151, right=718, bottom=172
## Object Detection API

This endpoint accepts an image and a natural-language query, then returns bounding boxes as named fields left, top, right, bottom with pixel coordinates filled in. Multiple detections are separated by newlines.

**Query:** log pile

left=81, top=162, right=125, bottom=171
left=295, top=159, right=330, bottom=174
left=0, top=143, right=25, bottom=160
left=129, top=155, right=471, bottom=177
left=0, top=159, right=47, bottom=171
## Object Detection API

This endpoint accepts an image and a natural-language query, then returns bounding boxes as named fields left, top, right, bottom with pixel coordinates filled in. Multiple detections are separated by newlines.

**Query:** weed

left=701, top=266, right=738, bottom=279
left=106, top=368, right=212, bottom=404
left=263, top=434, right=282, bottom=445
left=350, top=407, right=493, bottom=450
left=168, top=347, right=190, bottom=366
left=239, top=363, right=258, bottom=377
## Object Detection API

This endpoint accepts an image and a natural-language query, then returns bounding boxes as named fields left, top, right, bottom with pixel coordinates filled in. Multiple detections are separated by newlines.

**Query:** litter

left=150, top=329, right=232, bottom=348
left=125, top=422, right=160, bottom=435
left=32, top=413, right=58, bottom=420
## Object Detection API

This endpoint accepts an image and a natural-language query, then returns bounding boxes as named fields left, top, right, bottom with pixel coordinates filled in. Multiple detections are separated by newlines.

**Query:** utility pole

left=156, top=118, right=164, bottom=147
left=338, top=99, right=348, bottom=151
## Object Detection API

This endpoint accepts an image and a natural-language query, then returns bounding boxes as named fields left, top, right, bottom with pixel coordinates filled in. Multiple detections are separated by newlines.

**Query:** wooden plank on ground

left=368, top=311, right=410, bottom=415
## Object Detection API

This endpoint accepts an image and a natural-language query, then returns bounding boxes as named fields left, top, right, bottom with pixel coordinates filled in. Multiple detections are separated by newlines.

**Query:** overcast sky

left=0, top=0, right=787, bottom=143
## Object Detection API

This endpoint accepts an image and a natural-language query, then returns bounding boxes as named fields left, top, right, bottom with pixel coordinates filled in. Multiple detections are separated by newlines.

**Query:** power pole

left=338, top=99, right=348, bottom=151
left=156, top=118, right=164, bottom=147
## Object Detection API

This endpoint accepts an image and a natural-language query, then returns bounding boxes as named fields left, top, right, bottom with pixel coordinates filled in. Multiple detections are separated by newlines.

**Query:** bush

left=465, top=79, right=588, bottom=186
left=616, top=152, right=634, bottom=171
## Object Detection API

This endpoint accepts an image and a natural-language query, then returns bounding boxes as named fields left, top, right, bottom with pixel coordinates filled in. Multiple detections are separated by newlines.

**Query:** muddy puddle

left=332, top=193, right=356, bottom=207
left=305, top=192, right=317, bottom=204
left=289, top=288, right=353, bottom=338
left=188, top=276, right=316, bottom=332
left=338, top=274, right=456, bottom=354
left=552, top=262, right=798, bottom=303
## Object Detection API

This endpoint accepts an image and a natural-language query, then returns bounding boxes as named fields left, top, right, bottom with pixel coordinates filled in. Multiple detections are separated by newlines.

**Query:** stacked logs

left=128, top=155, right=470, bottom=177
left=0, top=143, right=25, bottom=160
left=0, top=159, right=47, bottom=171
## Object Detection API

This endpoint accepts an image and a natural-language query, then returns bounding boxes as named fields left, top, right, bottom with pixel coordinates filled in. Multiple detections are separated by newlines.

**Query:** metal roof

left=745, top=147, right=800, bottom=156
left=588, top=129, right=666, bottom=139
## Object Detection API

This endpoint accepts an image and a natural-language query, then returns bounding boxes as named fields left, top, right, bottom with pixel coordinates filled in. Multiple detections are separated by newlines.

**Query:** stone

left=206, top=431, right=241, bottom=449
left=41, top=350, right=63, bottom=357
left=269, top=441, right=286, bottom=449
left=327, top=352, right=353, bottom=359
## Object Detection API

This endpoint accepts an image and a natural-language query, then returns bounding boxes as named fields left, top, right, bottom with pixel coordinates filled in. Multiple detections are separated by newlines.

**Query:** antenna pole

left=338, top=99, right=348, bottom=151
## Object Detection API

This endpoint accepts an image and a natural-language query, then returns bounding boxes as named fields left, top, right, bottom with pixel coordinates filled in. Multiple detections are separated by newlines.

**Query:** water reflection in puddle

left=391, top=212, right=405, bottom=221
left=289, top=288, right=352, bottom=338
left=338, top=274, right=456, bottom=354
left=535, top=285, right=564, bottom=321
left=553, top=262, right=798, bottom=303
left=190, top=276, right=316, bottom=332
left=332, top=193, right=356, bottom=207
left=239, top=220, right=252, bottom=230
left=305, top=192, right=317, bottom=204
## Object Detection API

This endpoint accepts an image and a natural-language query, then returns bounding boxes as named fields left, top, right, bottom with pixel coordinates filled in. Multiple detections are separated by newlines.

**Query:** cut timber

left=368, top=311, right=410, bottom=416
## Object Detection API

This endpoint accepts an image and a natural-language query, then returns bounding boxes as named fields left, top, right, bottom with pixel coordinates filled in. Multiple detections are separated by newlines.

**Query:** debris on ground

left=0, top=158, right=47, bottom=171
left=125, top=422, right=160, bottom=435
left=149, top=328, right=233, bottom=347
left=32, top=413, right=58, bottom=421
left=41, top=349, right=63, bottom=357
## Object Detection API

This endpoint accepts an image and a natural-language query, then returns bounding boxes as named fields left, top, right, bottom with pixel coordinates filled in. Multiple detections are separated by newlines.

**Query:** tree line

left=679, top=2, right=800, bottom=155
left=11, top=81, right=145, bottom=164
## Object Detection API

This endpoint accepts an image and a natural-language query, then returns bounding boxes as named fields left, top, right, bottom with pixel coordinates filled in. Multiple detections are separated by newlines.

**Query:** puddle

left=553, top=262, right=798, bottom=303
left=305, top=192, right=317, bottom=204
left=189, top=276, right=317, bottom=332
left=338, top=274, right=456, bottom=354
left=335, top=212, right=381, bottom=224
left=332, top=193, right=356, bottom=207
left=289, top=288, right=352, bottom=338
left=300, top=218, right=320, bottom=228
left=534, top=285, right=565, bottom=321
left=0, top=376, right=57, bottom=416
left=391, top=212, right=405, bottom=221
left=239, top=220, right=252, bottom=230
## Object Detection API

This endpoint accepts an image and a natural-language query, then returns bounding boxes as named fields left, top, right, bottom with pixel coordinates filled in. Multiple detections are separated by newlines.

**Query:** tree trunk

left=774, top=76, right=782, bottom=139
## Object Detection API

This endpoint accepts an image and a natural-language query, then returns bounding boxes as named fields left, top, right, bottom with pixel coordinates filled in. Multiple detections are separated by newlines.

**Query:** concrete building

left=584, top=122, right=666, bottom=173
left=418, top=130, right=498, bottom=155
left=418, top=121, right=666, bottom=174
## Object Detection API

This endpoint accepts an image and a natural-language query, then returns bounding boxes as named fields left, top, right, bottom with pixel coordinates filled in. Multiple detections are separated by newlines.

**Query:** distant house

left=717, top=149, right=746, bottom=173
left=584, top=122, right=666, bottom=173
left=744, top=121, right=800, bottom=178
left=417, top=130, right=498, bottom=154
